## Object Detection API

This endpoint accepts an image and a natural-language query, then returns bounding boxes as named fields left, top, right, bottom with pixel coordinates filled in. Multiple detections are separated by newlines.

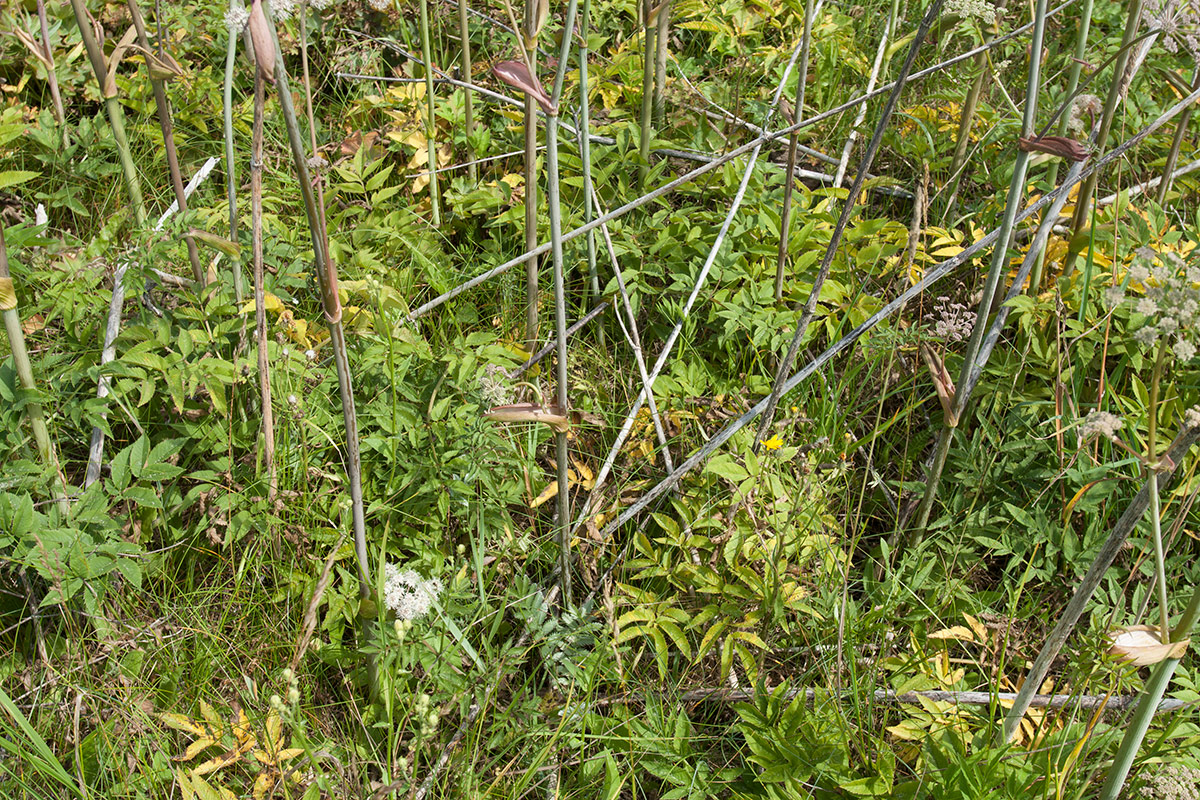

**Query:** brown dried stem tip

left=248, top=0, right=276, bottom=85
left=493, top=60, right=555, bottom=114
left=1018, top=134, right=1089, bottom=162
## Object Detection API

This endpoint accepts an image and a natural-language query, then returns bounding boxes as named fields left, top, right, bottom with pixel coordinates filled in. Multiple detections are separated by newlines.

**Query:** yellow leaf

left=928, top=625, right=976, bottom=642
left=240, top=293, right=286, bottom=316
left=886, top=719, right=927, bottom=741
left=252, top=771, right=277, bottom=800
left=198, top=701, right=224, bottom=735
left=160, top=713, right=208, bottom=737
left=532, top=479, right=562, bottom=509
left=266, top=709, right=283, bottom=753
left=276, top=748, right=305, bottom=761
left=174, top=737, right=219, bottom=762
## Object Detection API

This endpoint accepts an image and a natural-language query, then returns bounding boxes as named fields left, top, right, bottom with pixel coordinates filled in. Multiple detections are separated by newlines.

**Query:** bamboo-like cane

left=258, top=0, right=379, bottom=697
left=404, top=0, right=1078, bottom=323
left=0, top=227, right=69, bottom=516
left=126, top=0, right=205, bottom=284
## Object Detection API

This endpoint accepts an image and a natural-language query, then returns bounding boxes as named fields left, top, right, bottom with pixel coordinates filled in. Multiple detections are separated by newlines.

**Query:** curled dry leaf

left=248, top=0, right=277, bottom=85
left=1017, top=135, right=1089, bottom=162
left=492, top=60, right=555, bottom=114
left=1107, top=625, right=1190, bottom=667
left=484, top=402, right=570, bottom=433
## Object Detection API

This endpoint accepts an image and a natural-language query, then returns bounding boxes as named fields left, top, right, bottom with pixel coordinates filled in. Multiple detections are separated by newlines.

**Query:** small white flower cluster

left=479, top=364, right=513, bottom=406
left=226, top=2, right=250, bottom=31
left=269, top=0, right=298, bottom=20
left=384, top=564, right=443, bottom=620
left=1186, top=405, right=1200, bottom=430
left=1138, top=763, right=1200, bottom=800
left=1067, top=94, right=1102, bottom=134
left=368, top=0, right=391, bottom=10
left=929, top=296, right=976, bottom=343
left=1145, top=0, right=1200, bottom=64
left=309, top=0, right=337, bottom=9
left=1108, top=248, right=1200, bottom=361
left=1078, top=410, right=1123, bottom=443
left=946, top=0, right=996, bottom=22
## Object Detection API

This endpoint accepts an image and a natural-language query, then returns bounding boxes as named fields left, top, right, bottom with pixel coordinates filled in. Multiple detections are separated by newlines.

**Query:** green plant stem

left=999, top=423, right=1200, bottom=743
left=223, top=5, right=246, bottom=313
left=1156, top=64, right=1200, bottom=205
left=1028, top=0, right=1092, bottom=292
left=126, top=0, right=205, bottom=284
left=944, top=3, right=1002, bottom=221
left=578, top=0, right=602, bottom=350
left=36, top=0, right=68, bottom=143
left=546, top=0, right=582, bottom=608
left=911, top=0, right=1048, bottom=534
left=457, top=0, right=476, bottom=182
left=1064, top=0, right=1146, bottom=274
left=250, top=71, right=277, bottom=502
left=0, top=227, right=70, bottom=517
left=260, top=0, right=378, bottom=698
left=418, top=0, right=441, bottom=226
left=68, top=0, right=147, bottom=226
left=1147, top=341, right=1170, bottom=641
left=224, top=6, right=241, bottom=241
left=653, top=0, right=670, bottom=127
left=638, top=0, right=657, bottom=189
left=775, top=0, right=813, bottom=301
left=1098, top=587, right=1200, bottom=800
left=523, top=0, right=539, bottom=355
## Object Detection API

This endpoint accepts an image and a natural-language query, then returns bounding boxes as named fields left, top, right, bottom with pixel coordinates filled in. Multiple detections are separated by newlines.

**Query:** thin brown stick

left=251, top=72, right=277, bottom=502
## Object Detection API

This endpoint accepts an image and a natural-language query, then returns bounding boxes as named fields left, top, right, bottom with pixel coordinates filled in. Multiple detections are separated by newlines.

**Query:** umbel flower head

left=1107, top=246, right=1200, bottom=362
left=384, top=564, right=444, bottom=620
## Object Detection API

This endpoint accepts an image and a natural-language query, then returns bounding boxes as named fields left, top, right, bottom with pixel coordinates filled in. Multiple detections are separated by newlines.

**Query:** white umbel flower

left=384, top=564, right=444, bottom=620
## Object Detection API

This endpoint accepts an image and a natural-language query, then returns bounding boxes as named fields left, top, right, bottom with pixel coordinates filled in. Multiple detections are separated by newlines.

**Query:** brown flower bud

left=1017, top=135, right=1089, bottom=162
left=492, top=60, right=555, bottom=114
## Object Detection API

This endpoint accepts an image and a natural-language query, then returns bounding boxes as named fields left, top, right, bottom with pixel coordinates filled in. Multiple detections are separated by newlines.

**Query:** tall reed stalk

left=418, top=0, right=442, bottom=225
left=1027, top=0, right=1094, bottom=291
left=457, top=0, right=477, bottom=182
left=69, top=0, right=147, bottom=226
left=127, top=0, right=205, bottom=284
left=1099, top=586, right=1200, bottom=800
left=35, top=0, right=68, bottom=143
left=259, top=0, right=378, bottom=696
left=578, top=0, right=602, bottom=347
left=523, top=0, right=540, bottom=355
left=250, top=64, right=277, bottom=501
left=1064, top=0, right=1146, bottom=273
left=638, top=0, right=657, bottom=188
left=910, top=0, right=1048, bottom=533
left=545, top=0, right=583, bottom=606
left=943, top=1, right=1004, bottom=219
left=653, top=0, right=670, bottom=126
left=224, top=1, right=242, bottom=242
left=0, top=226, right=69, bottom=517
left=775, top=0, right=814, bottom=301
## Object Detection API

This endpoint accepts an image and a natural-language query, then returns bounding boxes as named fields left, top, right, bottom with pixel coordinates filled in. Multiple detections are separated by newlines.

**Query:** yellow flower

left=761, top=435, right=784, bottom=451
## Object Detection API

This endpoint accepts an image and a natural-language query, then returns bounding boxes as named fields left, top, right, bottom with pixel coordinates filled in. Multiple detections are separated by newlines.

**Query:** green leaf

left=705, top=454, right=748, bottom=483
left=0, top=170, right=39, bottom=190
